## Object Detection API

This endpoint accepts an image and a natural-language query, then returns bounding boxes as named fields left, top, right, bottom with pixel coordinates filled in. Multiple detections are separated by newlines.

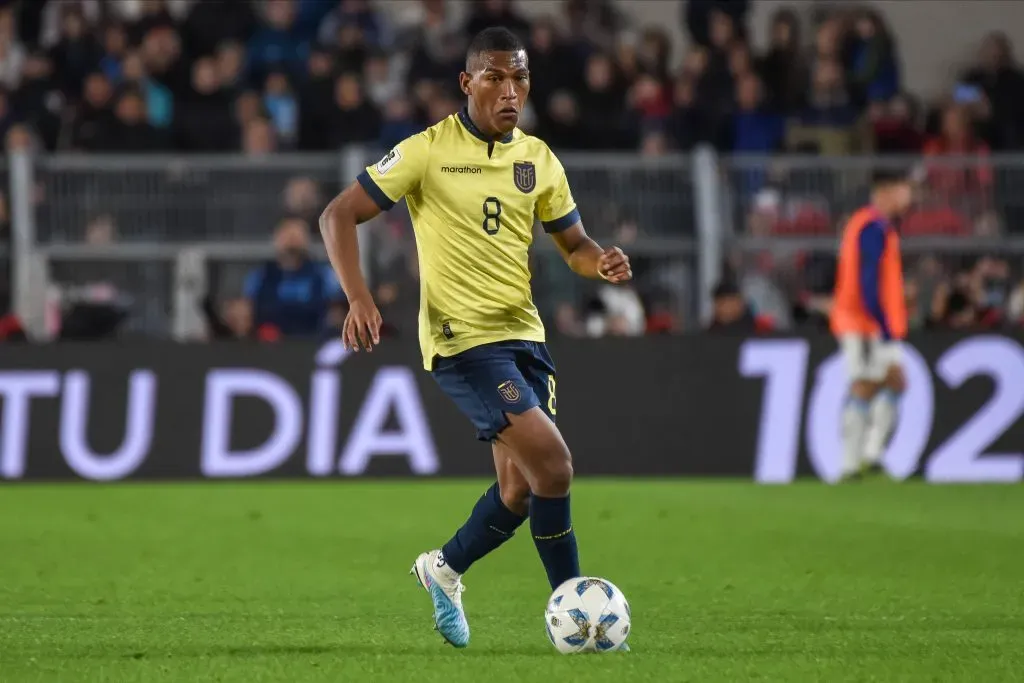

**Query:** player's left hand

left=598, top=246, right=632, bottom=283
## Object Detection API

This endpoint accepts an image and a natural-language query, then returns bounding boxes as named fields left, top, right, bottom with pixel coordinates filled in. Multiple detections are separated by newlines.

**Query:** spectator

left=297, top=45, right=336, bottom=150
left=183, top=1, right=256, bottom=57
left=98, top=21, right=128, bottom=82
left=140, top=24, right=188, bottom=97
left=527, top=17, right=579, bottom=124
left=248, top=0, right=309, bottom=83
left=788, top=59, right=868, bottom=155
left=379, top=96, right=420, bottom=150
left=335, top=23, right=369, bottom=74
left=543, top=91, right=587, bottom=150
left=636, top=27, right=672, bottom=80
left=175, top=56, right=237, bottom=152
left=962, top=32, right=1024, bottom=150
left=6, top=123, right=38, bottom=154
left=871, top=92, right=924, bottom=153
left=243, top=116, right=277, bottom=156
left=582, top=285, right=646, bottom=338
left=70, top=71, right=114, bottom=150
left=48, top=6, right=103, bottom=100
left=0, top=7, right=26, bottom=90
left=235, top=90, right=267, bottom=131
left=757, top=9, right=806, bottom=113
left=97, top=88, right=168, bottom=152
left=363, top=52, right=402, bottom=110
left=579, top=52, right=633, bottom=148
left=668, top=75, right=714, bottom=151
left=706, top=280, right=772, bottom=333
left=318, top=0, right=390, bottom=52
left=263, top=70, right=299, bottom=147
left=11, top=50, right=62, bottom=150
left=405, top=29, right=464, bottom=92
left=731, top=74, right=784, bottom=153
left=326, top=72, right=380, bottom=148
left=202, top=296, right=253, bottom=340
left=242, top=216, right=345, bottom=339
left=684, top=0, right=749, bottom=49
left=120, top=49, right=174, bottom=130
left=124, top=0, right=177, bottom=46
left=464, top=0, right=531, bottom=44
left=216, top=41, right=248, bottom=95
left=848, top=10, right=900, bottom=105
left=923, top=104, right=991, bottom=203
left=39, top=0, right=102, bottom=50
left=282, top=176, right=323, bottom=227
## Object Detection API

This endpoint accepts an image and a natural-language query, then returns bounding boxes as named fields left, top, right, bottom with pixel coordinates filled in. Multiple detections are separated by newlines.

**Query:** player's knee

left=850, top=380, right=878, bottom=401
left=499, top=479, right=531, bottom=514
left=884, top=368, right=906, bottom=394
left=533, top=455, right=573, bottom=497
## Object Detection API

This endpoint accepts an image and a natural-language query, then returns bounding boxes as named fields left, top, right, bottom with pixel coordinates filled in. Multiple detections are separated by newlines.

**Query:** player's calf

left=499, top=409, right=581, bottom=590
left=841, top=379, right=877, bottom=479
left=863, top=366, right=905, bottom=467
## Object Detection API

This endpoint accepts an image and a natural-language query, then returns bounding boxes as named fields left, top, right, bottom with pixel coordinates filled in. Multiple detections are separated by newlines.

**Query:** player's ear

left=459, top=71, right=472, bottom=96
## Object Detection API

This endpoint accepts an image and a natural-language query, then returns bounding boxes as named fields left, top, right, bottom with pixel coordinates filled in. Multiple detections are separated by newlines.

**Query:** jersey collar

left=458, top=108, right=514, bottom=144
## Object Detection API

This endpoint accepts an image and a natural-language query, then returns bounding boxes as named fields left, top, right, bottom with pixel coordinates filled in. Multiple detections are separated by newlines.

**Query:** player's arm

left=319, top=135, right=429, bottom=350
left=857, top=220, right=892, bottom=340
left=538, top=155, right=631, bottom=283
left=549, top=223, right=631, bottom=283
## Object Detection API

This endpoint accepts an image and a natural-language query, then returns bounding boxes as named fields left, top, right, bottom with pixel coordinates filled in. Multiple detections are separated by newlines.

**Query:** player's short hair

left=466, top=27, right=525, bottom=66
left=871, top=168, right=911, bottom=188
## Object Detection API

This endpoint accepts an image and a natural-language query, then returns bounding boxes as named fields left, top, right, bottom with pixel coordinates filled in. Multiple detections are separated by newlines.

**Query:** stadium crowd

left=0, top=0, right=1022, bottom=341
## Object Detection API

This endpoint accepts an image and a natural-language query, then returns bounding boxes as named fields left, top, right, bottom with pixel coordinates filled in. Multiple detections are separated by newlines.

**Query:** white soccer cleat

left=410, top=550, right=470, bottom=648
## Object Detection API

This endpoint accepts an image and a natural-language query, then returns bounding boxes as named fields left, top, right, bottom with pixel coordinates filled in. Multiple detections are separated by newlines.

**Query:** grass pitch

left=1, top=481, right=1023, bottom=682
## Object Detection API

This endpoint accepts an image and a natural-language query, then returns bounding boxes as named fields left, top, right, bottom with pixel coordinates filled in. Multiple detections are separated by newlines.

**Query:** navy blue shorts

left=431, top=340, right=557, bottom=441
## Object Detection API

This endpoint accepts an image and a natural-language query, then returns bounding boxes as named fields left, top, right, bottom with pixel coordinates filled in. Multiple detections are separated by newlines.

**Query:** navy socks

left=441, top=483, right=527, bottom=575
left=529, top=493, right=580, bottom=590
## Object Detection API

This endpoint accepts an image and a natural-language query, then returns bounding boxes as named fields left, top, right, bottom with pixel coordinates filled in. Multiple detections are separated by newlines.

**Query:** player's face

left=461, top=49, right=530, bottom=135
left=890, top=182, right=913, bottom=218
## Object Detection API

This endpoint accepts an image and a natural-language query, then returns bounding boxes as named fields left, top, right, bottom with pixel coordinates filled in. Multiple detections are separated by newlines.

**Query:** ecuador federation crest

left=513, top=161, right=536, bottom=194
left=497, top=380, right=522, bottom=403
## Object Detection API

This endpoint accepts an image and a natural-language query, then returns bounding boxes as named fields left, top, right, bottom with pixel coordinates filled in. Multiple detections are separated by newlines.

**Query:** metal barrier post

left=9, top=149, right=47, bottom=339
left=172, top=246, right=209, bottom=340
left=693, top=145, right=723, bottom=325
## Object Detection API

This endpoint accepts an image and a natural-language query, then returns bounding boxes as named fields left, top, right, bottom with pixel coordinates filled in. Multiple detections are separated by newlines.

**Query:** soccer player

left=318, top=27, right=632, bottom=648
left=831, top=171, right=912, bottom=481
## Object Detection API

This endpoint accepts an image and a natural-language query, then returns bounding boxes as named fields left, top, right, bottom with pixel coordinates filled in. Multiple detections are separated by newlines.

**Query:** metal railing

left=7, top=148, right=717, bottom=339
left=8, top=147, right=1023, bottom=338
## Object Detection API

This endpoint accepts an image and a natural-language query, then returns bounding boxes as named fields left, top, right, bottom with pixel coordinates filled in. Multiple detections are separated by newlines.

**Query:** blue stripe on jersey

left=857, top=219, right=891, bottom=340
left=357, top=170, right=396, bottom=211
left=542, top=208, right=581, bottom=234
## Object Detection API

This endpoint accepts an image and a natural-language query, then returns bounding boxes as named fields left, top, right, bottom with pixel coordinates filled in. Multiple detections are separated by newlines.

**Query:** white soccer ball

left=544, top=576, right=631, bottom=654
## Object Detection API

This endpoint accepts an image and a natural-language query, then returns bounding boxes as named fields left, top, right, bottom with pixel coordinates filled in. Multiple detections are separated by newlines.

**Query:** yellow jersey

left=357, top=109, right=580, bottom=370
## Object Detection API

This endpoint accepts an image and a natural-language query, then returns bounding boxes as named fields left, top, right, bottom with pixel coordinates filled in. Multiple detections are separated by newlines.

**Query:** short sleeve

left=243, top=269, right=263, bottom=299
left=357, top=132, right=430, bottom=211
left=535, top=151, right=580, bottom=233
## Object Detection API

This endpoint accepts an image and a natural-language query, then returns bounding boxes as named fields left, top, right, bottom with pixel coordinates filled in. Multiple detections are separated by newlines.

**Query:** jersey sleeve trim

left=542, top=208, right=580, bottom=233
left=357, top=170, right=396, bottom=211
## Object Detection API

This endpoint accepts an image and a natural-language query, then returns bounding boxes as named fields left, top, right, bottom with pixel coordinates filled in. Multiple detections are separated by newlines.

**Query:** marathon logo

left=441, top=165, right=482, bottom=174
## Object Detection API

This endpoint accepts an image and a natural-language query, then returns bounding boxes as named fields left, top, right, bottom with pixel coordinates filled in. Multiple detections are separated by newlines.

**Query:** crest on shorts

left=497, top=380, right=521, bottom=403
left=513, top=161, right=535, bottom=194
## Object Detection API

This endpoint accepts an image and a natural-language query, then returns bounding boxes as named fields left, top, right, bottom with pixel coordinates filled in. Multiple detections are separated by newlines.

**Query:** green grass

left=1, top=481, right=1023, bottom=682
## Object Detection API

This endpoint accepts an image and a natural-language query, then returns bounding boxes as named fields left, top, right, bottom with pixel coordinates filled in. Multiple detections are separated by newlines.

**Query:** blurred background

left=0, top=0, right=1022, bottom=344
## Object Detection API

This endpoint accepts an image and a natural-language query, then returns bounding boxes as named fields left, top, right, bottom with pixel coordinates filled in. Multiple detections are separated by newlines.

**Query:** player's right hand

left=343, top=295, right=382, bottom=352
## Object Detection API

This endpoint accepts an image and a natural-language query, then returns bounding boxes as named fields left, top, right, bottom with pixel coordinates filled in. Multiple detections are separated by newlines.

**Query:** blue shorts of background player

left=431, top=340, right=556, bottom=441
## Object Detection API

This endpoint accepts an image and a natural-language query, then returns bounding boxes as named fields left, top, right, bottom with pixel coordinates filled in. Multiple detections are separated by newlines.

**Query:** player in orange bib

left=830, top=171, right=912, bottom=480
